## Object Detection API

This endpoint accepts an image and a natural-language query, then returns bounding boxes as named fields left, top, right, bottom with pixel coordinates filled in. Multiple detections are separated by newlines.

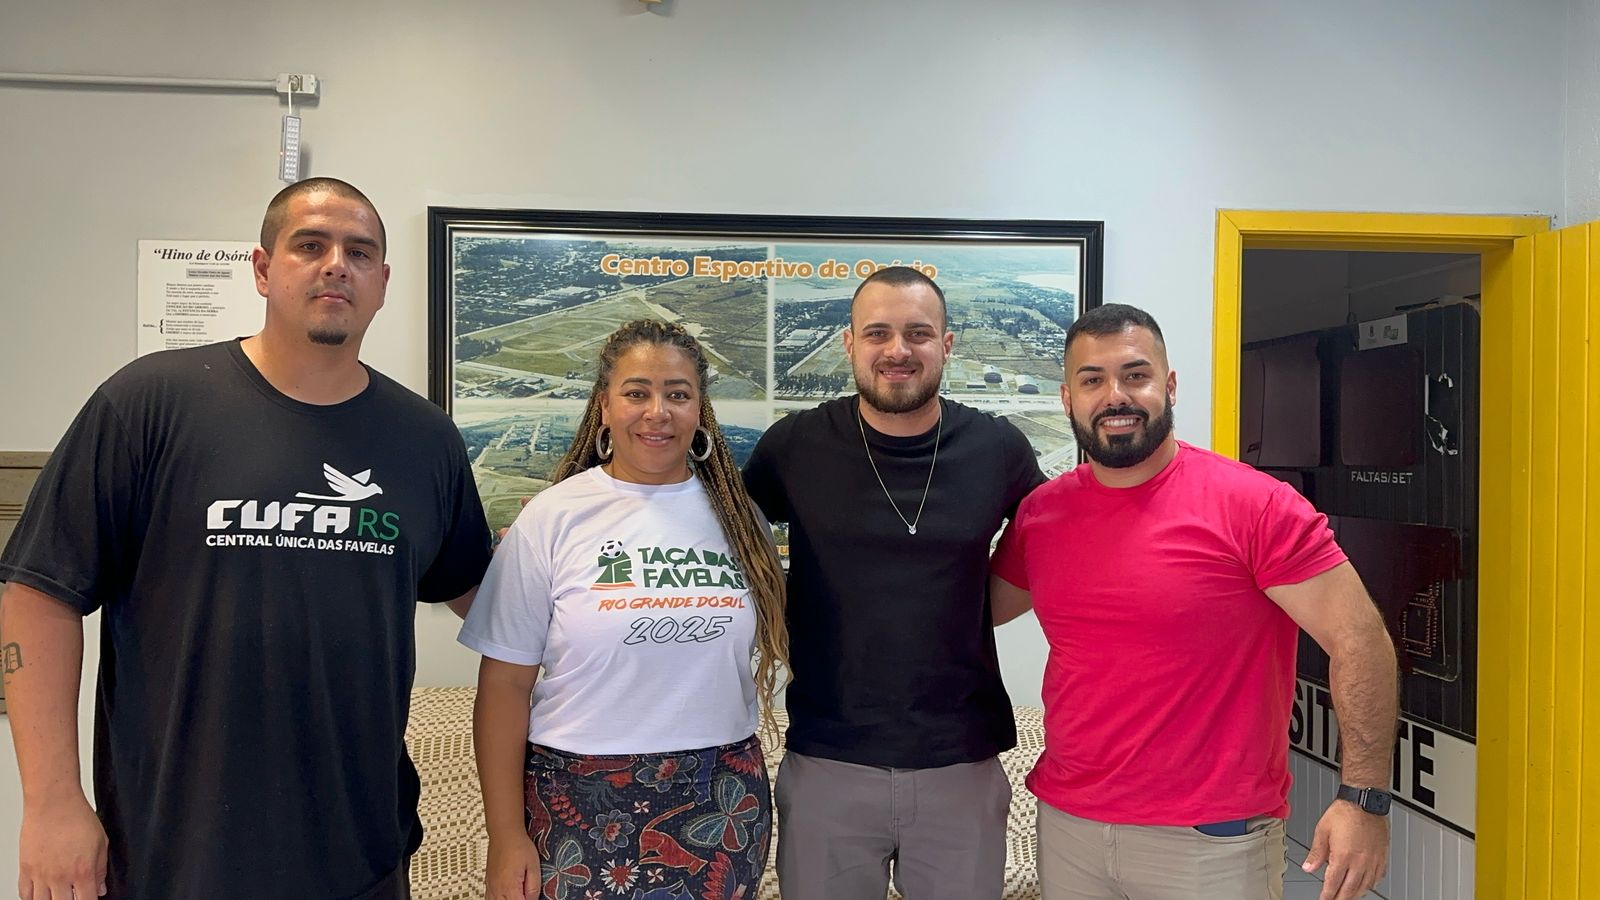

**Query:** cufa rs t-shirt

left=0, top=339, right=492, bottom=899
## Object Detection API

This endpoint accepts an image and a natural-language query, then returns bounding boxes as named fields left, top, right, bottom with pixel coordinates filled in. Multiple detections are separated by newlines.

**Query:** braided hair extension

left=552, top=320, right=790, bottom=737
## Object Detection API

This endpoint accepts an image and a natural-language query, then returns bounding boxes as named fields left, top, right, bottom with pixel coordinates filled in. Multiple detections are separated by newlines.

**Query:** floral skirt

left=523, top=734, right=771, bottom=900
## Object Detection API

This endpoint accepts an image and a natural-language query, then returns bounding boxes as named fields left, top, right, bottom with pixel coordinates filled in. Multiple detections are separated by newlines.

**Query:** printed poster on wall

left=427, top=209, right=1105, bottom=536
left=137, top=240, right=261, bottom=356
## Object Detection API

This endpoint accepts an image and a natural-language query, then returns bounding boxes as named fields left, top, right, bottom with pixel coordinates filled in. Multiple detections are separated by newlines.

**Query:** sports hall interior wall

left=0, top=0, right=1589, bottom=890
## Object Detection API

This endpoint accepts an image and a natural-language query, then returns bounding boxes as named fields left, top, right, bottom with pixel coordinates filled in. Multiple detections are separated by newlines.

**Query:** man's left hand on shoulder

left=1302, top=796, right=1389, bottom=899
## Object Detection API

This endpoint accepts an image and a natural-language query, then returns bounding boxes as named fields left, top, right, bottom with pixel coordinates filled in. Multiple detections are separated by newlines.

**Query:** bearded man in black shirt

left=744, top=266, right=1045, bottom=900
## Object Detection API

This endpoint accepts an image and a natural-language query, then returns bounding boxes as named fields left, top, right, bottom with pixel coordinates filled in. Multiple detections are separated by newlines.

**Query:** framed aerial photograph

left=428, top=208, right=1103, bottom=534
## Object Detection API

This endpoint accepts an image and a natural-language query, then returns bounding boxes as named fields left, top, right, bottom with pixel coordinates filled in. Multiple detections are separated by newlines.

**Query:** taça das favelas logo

left=204, top=463, right=400, bottom=555
left=591, top=539, right=747, bottom=591
left=593, top=539, right=636, bottom=588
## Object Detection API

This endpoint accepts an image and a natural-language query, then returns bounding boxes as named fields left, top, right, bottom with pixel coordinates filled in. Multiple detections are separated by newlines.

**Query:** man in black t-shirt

left=743, top=267, right=1045, bottom=900
left=0, top=178, right=491, bottom=900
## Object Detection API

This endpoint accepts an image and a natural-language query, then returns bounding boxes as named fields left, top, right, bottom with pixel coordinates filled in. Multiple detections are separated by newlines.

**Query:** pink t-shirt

left=991, top=442, right=1346, bottom=825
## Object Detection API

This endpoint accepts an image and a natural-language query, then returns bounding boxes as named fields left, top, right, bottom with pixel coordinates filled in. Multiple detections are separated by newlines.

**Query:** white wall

left=1569, top=0, right=1600, bottom=225
left=0, top=0, right=1569, bottom=890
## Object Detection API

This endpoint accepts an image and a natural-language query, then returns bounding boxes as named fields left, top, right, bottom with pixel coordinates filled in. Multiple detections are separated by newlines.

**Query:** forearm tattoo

left=1, top=641, right=21, bottom=677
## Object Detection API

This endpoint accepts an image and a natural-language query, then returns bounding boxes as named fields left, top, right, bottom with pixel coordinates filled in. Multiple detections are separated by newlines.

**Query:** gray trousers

left=774, top=750, right=1011, bottom=900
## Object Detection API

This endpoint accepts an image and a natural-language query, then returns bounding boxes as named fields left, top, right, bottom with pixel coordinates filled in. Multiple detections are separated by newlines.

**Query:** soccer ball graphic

left=598, top=539, right=626, bottom=560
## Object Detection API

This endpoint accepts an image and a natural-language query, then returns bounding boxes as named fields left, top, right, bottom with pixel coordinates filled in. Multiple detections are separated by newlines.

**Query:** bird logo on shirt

left=295, top=463, right=385, bottom=502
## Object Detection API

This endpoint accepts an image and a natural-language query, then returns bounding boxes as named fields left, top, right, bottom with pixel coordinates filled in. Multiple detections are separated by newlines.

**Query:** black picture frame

left=428, top=207, right=1103, bottom=531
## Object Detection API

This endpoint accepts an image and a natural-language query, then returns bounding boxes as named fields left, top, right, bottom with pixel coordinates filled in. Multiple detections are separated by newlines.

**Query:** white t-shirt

left=459, top=466, right=759, bottom=754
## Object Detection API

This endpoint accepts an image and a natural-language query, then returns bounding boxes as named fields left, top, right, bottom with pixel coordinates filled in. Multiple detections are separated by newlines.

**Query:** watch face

left=1364, top=791, right=1392, bottom=815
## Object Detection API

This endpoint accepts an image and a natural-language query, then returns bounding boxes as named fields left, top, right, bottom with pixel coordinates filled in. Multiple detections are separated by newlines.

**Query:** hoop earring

left=689, top=426, right=713, bottom=463
left=595, top=426, right=613, bottom=461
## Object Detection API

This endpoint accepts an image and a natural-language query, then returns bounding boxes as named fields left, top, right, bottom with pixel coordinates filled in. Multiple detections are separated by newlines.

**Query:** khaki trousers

left=1036, top=801, right=1285, bottom=900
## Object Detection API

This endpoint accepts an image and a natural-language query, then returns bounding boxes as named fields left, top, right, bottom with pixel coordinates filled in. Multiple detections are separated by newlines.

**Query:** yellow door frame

left=1211, top=209, right=1549, bottom=893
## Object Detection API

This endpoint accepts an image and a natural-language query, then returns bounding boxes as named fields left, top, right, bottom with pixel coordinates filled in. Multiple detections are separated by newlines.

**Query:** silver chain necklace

left=856, top=398, right=942, bottom=535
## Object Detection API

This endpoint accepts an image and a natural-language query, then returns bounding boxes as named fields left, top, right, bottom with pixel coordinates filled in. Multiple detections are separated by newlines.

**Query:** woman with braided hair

left=461, top=319, right=788, bottom=900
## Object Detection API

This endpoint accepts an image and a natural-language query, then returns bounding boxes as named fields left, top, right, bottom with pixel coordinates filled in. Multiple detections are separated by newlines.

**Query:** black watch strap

left=1336, top=783, right=1392, bottom=816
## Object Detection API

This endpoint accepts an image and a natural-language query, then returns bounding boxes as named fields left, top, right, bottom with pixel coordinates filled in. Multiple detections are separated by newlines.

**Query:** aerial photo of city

left=447, top=231, right=1085, bottom=532
left=771, top=240, right=1083, bottom=477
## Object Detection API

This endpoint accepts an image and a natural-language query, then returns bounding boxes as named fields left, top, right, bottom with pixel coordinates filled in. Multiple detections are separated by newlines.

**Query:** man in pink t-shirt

left=990, top=304, right=1398, bottom=900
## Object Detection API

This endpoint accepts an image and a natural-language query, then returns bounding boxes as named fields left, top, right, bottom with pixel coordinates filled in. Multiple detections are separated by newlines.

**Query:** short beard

left=1071, top=400, right=1174, bottom=468
left=308, top=327, right=348, bottom=346
left=856, top=374, right=939, bottom=415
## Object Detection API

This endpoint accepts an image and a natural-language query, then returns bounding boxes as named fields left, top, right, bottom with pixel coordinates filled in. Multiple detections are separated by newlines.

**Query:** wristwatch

left=1336, top=783, right=1393, bottom=816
